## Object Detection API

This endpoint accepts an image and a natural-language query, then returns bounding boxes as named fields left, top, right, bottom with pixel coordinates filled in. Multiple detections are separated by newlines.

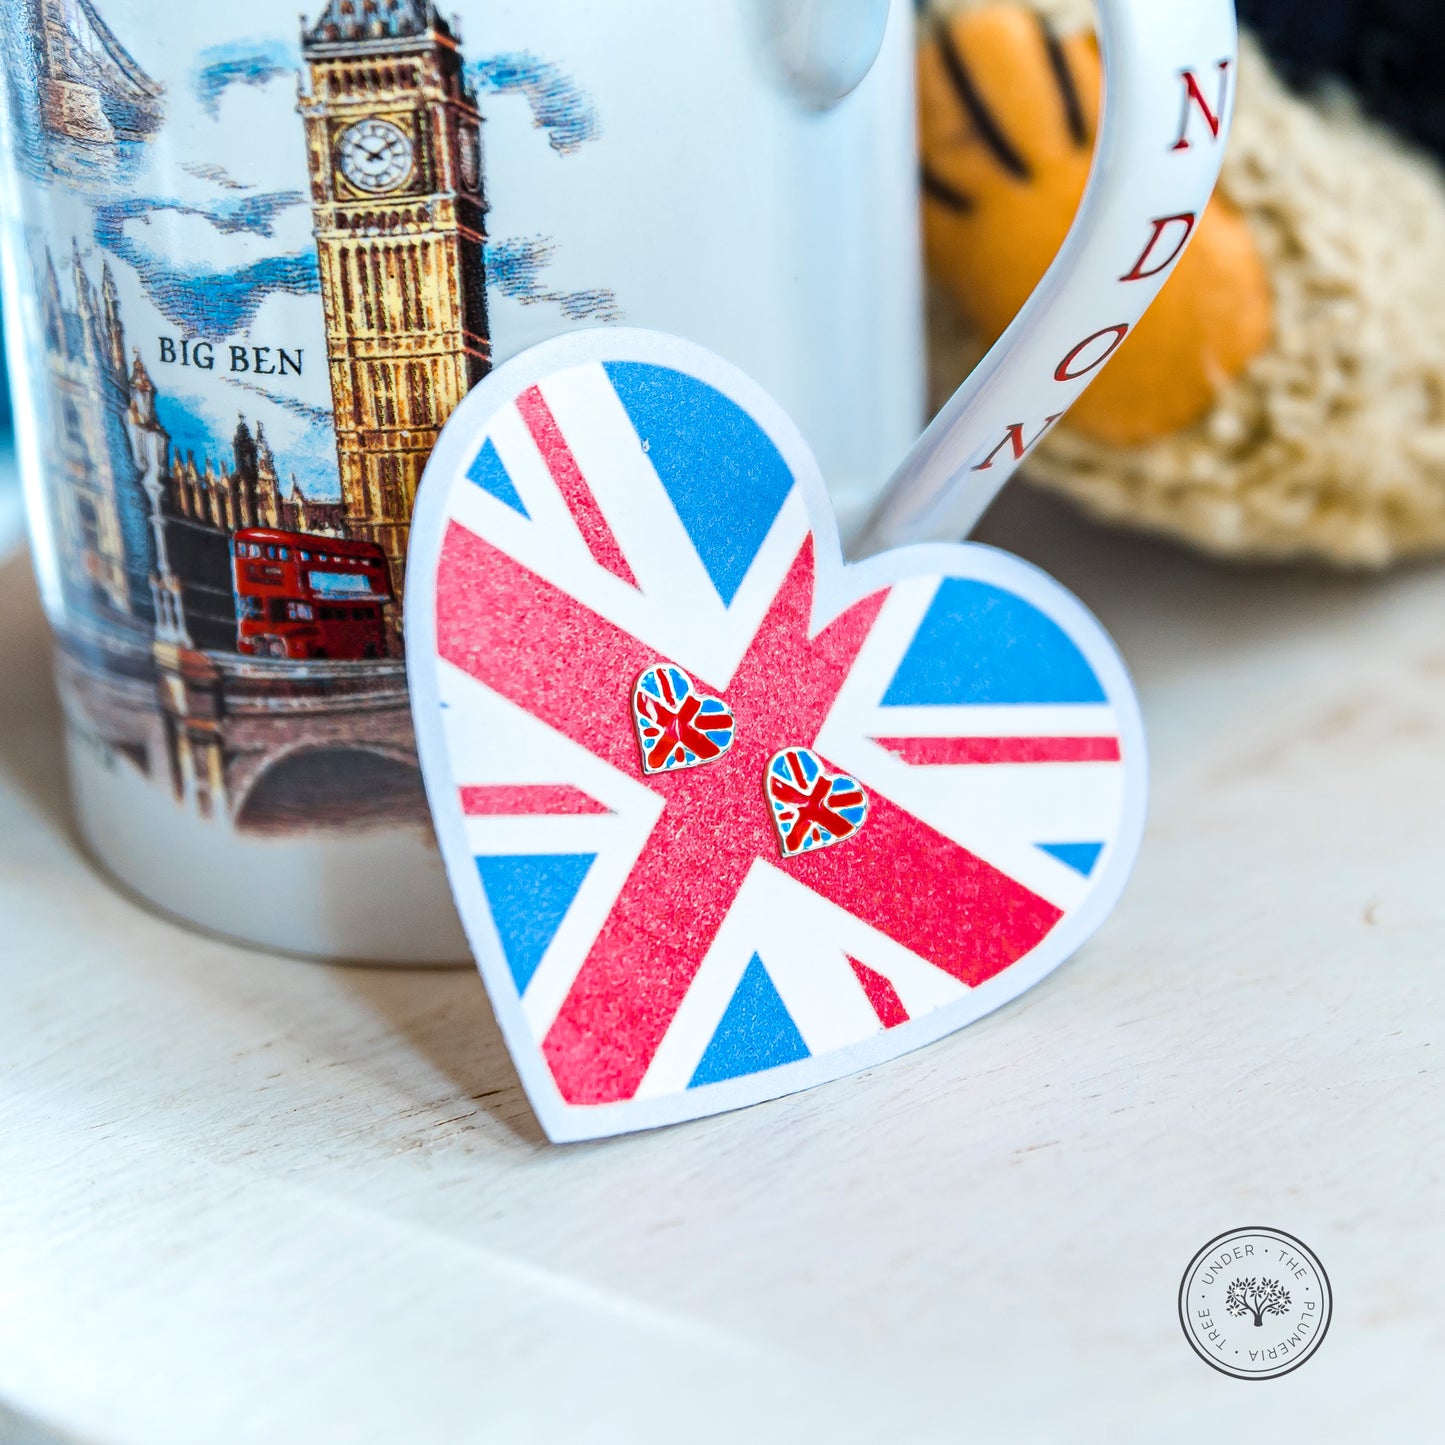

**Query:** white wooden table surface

left=2, top=485, right=1442, bottom=1445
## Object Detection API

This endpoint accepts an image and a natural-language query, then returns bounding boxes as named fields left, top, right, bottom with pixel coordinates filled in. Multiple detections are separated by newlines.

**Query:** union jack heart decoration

left=406, top=329, right=1147, bottom=1141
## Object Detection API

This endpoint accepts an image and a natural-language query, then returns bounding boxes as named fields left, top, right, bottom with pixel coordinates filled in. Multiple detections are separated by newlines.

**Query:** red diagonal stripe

left=787, top=793, right=1062, bottom=989
left=437, top=520, right=647, bottom=777
left=847, top=955, right=910, bottom=1029
left=516, top=384, right=639, bottom=588
left=877, top=736, right=1122, bottom=765
left=460, top=785, right=610, bottom=816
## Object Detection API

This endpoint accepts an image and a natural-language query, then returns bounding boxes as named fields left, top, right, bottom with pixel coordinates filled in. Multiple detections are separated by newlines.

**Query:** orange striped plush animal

left=922, top=3, right=1445, bottom=566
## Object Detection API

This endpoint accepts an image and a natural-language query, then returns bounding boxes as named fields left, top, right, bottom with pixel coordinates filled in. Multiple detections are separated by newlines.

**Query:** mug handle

left=851, top=0, right=1240, bottom=555
left=764, top=0, right=895, bottom=109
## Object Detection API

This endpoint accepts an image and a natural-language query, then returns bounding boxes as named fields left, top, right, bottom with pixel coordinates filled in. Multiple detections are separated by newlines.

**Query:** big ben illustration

left=299, top=0, right=491, bottom=641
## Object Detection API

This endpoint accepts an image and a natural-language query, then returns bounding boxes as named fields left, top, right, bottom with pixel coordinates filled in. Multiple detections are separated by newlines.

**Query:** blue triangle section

left=603, top=362, right=793, bottom=606
left=475, top=853, right=595, bottom=995
left=466, top=437, right=529, bottom=517
left=883, top=579, right=1107, bottom=705
left=1038, top=842, right=1105, bottom=877
left=689, top=954, right=811, bottom=1088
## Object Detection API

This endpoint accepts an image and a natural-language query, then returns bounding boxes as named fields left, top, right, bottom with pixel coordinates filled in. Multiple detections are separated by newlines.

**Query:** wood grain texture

left=1, top=485, right=1442, bottom=1443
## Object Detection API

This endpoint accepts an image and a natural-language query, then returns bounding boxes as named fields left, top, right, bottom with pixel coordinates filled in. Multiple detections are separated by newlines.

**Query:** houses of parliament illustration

left=27, top=0, right=498, bottom=828
left=39, top=244, right=347, bottom=654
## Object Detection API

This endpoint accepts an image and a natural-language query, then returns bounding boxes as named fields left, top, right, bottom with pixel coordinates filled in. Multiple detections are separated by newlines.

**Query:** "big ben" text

left=156, top=335, right=303, bottom=377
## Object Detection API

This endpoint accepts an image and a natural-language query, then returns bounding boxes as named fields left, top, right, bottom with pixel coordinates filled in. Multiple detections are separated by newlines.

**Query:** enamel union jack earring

left=765, top=748, right=868, bottom=858
left=631, top=664, right=735, bottom=774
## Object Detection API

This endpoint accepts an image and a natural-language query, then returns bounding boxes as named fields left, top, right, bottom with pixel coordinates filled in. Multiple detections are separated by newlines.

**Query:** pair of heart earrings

left=631, top=663, right=869, bottom=859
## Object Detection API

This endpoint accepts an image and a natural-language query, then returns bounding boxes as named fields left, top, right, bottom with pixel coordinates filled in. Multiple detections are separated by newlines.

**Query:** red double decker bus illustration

left=232, top=528, right=393, bottom=661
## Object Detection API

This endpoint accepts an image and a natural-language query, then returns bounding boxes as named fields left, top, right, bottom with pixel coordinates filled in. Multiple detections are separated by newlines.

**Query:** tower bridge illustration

left=26, top=0, right=163, bottom=146
left=41, top=0, right=492, bottom=832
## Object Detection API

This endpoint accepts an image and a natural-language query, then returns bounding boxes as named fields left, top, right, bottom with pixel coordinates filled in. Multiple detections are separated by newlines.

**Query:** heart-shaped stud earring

left=766, top=748, right=868, bottom=857
left=407, top=329, right=1146, bottom=1141
left=632, top=663, right=735, bottom=775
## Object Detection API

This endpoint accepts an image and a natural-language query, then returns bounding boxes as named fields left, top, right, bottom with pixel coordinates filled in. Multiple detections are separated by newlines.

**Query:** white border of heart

left=407, top=328, right=1148, bottom=1142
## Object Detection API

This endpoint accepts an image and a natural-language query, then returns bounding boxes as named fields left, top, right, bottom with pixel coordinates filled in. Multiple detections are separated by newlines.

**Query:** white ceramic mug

left=0, top=0, right=922, bottom=960
left=1, top=0, right=1235, bottom=962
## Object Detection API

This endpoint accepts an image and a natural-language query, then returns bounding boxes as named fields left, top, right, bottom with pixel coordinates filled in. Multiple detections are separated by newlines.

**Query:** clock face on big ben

left=337, top=118, right=415, bottom=194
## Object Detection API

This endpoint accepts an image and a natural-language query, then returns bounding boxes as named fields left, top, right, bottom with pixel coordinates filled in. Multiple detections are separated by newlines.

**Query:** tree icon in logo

left=1225, top=1277, right=1292, bottom=1327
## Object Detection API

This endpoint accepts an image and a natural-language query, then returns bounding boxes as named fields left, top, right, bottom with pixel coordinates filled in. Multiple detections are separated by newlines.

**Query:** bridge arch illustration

left=30, top=0, right=163, bottom=146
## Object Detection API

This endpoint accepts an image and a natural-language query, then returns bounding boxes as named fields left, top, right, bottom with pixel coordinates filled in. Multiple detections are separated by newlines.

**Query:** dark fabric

left=1241, top=0, right=1445, bottom=163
